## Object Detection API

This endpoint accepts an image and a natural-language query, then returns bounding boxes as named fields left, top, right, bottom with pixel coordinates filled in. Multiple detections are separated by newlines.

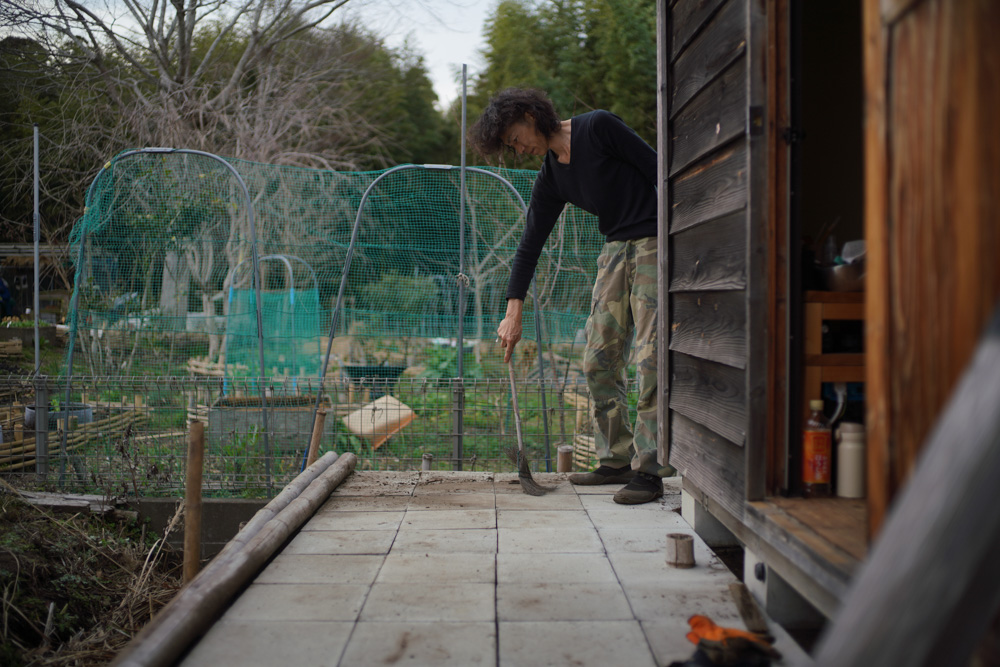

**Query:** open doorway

left=771, top=0, right=868, bottom=558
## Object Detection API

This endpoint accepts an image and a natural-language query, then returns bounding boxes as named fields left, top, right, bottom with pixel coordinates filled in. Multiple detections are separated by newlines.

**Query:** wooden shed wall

left=662, top=0, right=767, bottom=518
left=865, top=0, right=1000, bottom=534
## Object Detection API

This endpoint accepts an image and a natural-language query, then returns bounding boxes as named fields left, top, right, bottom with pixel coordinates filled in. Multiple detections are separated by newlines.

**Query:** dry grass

left=0, top=488, right=183, bottom=666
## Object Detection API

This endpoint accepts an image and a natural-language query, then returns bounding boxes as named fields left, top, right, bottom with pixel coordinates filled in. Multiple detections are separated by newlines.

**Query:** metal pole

left=33, top=124, right=40, bottom=372
left=34, top=377, right=48, bottom=479
left=454, top=64, right=468, bottom=470
left=530, top=281, right=552, bottom=471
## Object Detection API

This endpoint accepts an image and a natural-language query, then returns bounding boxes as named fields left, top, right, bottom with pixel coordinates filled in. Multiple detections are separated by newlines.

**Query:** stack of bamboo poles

left=0, top=405, right=149, bottom=472
left=0, top=338, right=23, bottom=356
left=111, top=444, right=357, bottom=667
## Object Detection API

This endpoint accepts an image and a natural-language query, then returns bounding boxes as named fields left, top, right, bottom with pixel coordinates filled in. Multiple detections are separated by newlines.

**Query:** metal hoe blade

left=507, top=360, right=551, bottom=496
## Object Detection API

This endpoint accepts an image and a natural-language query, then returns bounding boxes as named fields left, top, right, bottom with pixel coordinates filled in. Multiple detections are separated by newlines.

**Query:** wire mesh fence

left=65, top=151, right=604, bottom=381
left=0, top=371, right=624, bottom=497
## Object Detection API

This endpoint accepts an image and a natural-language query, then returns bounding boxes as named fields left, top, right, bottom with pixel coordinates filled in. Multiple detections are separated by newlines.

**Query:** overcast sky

left=344, top=0, right=494, bottom=110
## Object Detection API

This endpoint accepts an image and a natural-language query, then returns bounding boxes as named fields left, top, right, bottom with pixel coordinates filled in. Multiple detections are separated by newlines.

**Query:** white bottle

left=836, top=422, right=866, bottom=498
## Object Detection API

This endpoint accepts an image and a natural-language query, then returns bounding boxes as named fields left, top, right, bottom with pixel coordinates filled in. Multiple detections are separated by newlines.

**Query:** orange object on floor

left=686, top=615, right=770, bottom=647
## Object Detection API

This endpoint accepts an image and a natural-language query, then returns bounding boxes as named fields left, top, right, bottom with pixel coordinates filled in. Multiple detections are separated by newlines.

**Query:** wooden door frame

left=762, top=0, right=791, bottom=497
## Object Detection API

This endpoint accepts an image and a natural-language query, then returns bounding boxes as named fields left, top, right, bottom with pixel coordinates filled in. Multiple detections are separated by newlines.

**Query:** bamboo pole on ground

left=110, top=451, right=357, bottom=667
left=305, top=408, right=327, bottom=468
left=183, top=421, right=204, bottom=584
left=210, top=450, right=339, bottom=563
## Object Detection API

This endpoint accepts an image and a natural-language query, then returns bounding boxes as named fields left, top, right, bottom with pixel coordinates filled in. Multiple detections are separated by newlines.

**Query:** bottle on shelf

left=803, top=399, right=832, bottom=498
left=836, top=422, right=866, bottom=498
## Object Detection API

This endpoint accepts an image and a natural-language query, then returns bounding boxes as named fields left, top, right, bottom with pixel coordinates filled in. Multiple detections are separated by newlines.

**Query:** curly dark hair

left=468, top=87, right=562, bottom=158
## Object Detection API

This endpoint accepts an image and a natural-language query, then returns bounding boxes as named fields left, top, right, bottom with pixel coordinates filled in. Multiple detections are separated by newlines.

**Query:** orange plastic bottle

left=802, top=399, right=832, bottom=498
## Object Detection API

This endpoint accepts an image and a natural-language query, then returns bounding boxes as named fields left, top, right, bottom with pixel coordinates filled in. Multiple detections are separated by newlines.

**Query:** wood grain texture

left=743, top=0, right=769, bottom=501
left=670, top=54, right=747, bottom=176
left=670, top=139, right=748, bottom=233
left=671, top=411, right=746, bottom=521
left=672, top=0, right=747, bottom=115
left=769, top=497, right=868, bottom=562
left=670, top=209, right=747, bottom=291
left=863, top=0, right=892, bottom=538
left=879, top=0, right=1000, bottom=517
left=669, top=351, right=747, bottom=445
left=766, top=0, right=791, bottom=501
left=670, top=291, right=747, bottom=368
left=672, top=0, right=729, bottom=61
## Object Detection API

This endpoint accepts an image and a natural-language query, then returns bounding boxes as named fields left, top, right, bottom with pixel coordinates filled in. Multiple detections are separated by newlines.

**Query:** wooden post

left=421, top=453, right=433, bottom=471
left=183, top=420, right=205, bottom=584
left=305, top=408, right=328, bottom=468
left=556, top=445, right=573, bottom=472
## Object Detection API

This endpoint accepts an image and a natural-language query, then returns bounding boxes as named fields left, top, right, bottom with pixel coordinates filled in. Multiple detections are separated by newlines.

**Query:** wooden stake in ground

left=183, top=421, right=204, bottom=584
left=305, top=408, right=328, bottom=468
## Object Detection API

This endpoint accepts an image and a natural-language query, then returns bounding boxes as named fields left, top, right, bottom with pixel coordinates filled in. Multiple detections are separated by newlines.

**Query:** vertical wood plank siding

left=666, top=0, right=756, bottom=513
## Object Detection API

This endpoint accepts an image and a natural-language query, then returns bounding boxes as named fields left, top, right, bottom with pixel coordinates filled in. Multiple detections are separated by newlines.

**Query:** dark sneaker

left=613, top=472, right=664, bottom=505
left=568, top=464, right=636, bottom=486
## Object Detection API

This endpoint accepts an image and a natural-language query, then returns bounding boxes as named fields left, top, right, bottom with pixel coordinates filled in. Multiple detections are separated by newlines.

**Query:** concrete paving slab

left=494, top=473, right=576, bottom=494
left=572, top=484, right=625, bottom=495
left=412, top=479, right=496, bottom=495
left=499, top=527, right=604, bottom=554
left=497, top=509, right=592, bottom=530
left=401, top=509, right=496, bottom=530
left=494, top=492, right=584, bottom=510
left=498, top=620, right=656, bottom=667
left=377, top=552, right=495, bottom=584
left=408, top=493, right=495, bottom=510
left=420, top=471, right=496, bottom=481
left=318, top=495, right=412, bottom=512
left=392, top=528, right=498, bottom=553
left=497, top=582, right=633, bottom=621
left=225, top=583, right=368, bottom=622
left=330, top=472, right=418, bottom=496
left=622, top=581, right=743, bottom=622
left=578, top=493, right=670, bottom=509
left=180, top=620, right=354, bottom=667
left=599, top=527, right=697, bottom=553
left=608, top=548, right=731, bottom=585
left=497, top=552, right=619, bottom=584
left=586, top=507, right=688, bottom=529
left=303, top=510, right=404, bottom=531
left=360, top=583, right=495, bottom=622
left=254, top=554, right=385, bottom=585
left=283, top=530, right=396, bottom=555
left=340, top=621, right=496, bottom=666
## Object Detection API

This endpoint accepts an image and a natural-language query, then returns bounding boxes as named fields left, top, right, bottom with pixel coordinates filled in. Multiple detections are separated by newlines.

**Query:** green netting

left=63, top=150, right=604, bottom=380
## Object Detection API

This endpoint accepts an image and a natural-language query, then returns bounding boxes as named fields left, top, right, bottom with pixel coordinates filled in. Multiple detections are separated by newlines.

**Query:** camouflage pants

left=583, top=236, right=660, bottom=475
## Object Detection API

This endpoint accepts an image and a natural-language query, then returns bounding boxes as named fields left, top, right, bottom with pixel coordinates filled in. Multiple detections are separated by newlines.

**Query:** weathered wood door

left=864, top=0, right=1000, bottom=536
left=657, top=0, right=770, bottom=514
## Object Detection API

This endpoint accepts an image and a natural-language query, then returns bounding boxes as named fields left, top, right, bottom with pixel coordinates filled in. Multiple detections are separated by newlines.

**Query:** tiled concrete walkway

left=180, top=471, right=806, bottom=666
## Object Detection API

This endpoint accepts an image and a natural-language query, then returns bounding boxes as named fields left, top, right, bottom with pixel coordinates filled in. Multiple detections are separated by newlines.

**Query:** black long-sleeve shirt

left=506, top=109, right=658, bottom=301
